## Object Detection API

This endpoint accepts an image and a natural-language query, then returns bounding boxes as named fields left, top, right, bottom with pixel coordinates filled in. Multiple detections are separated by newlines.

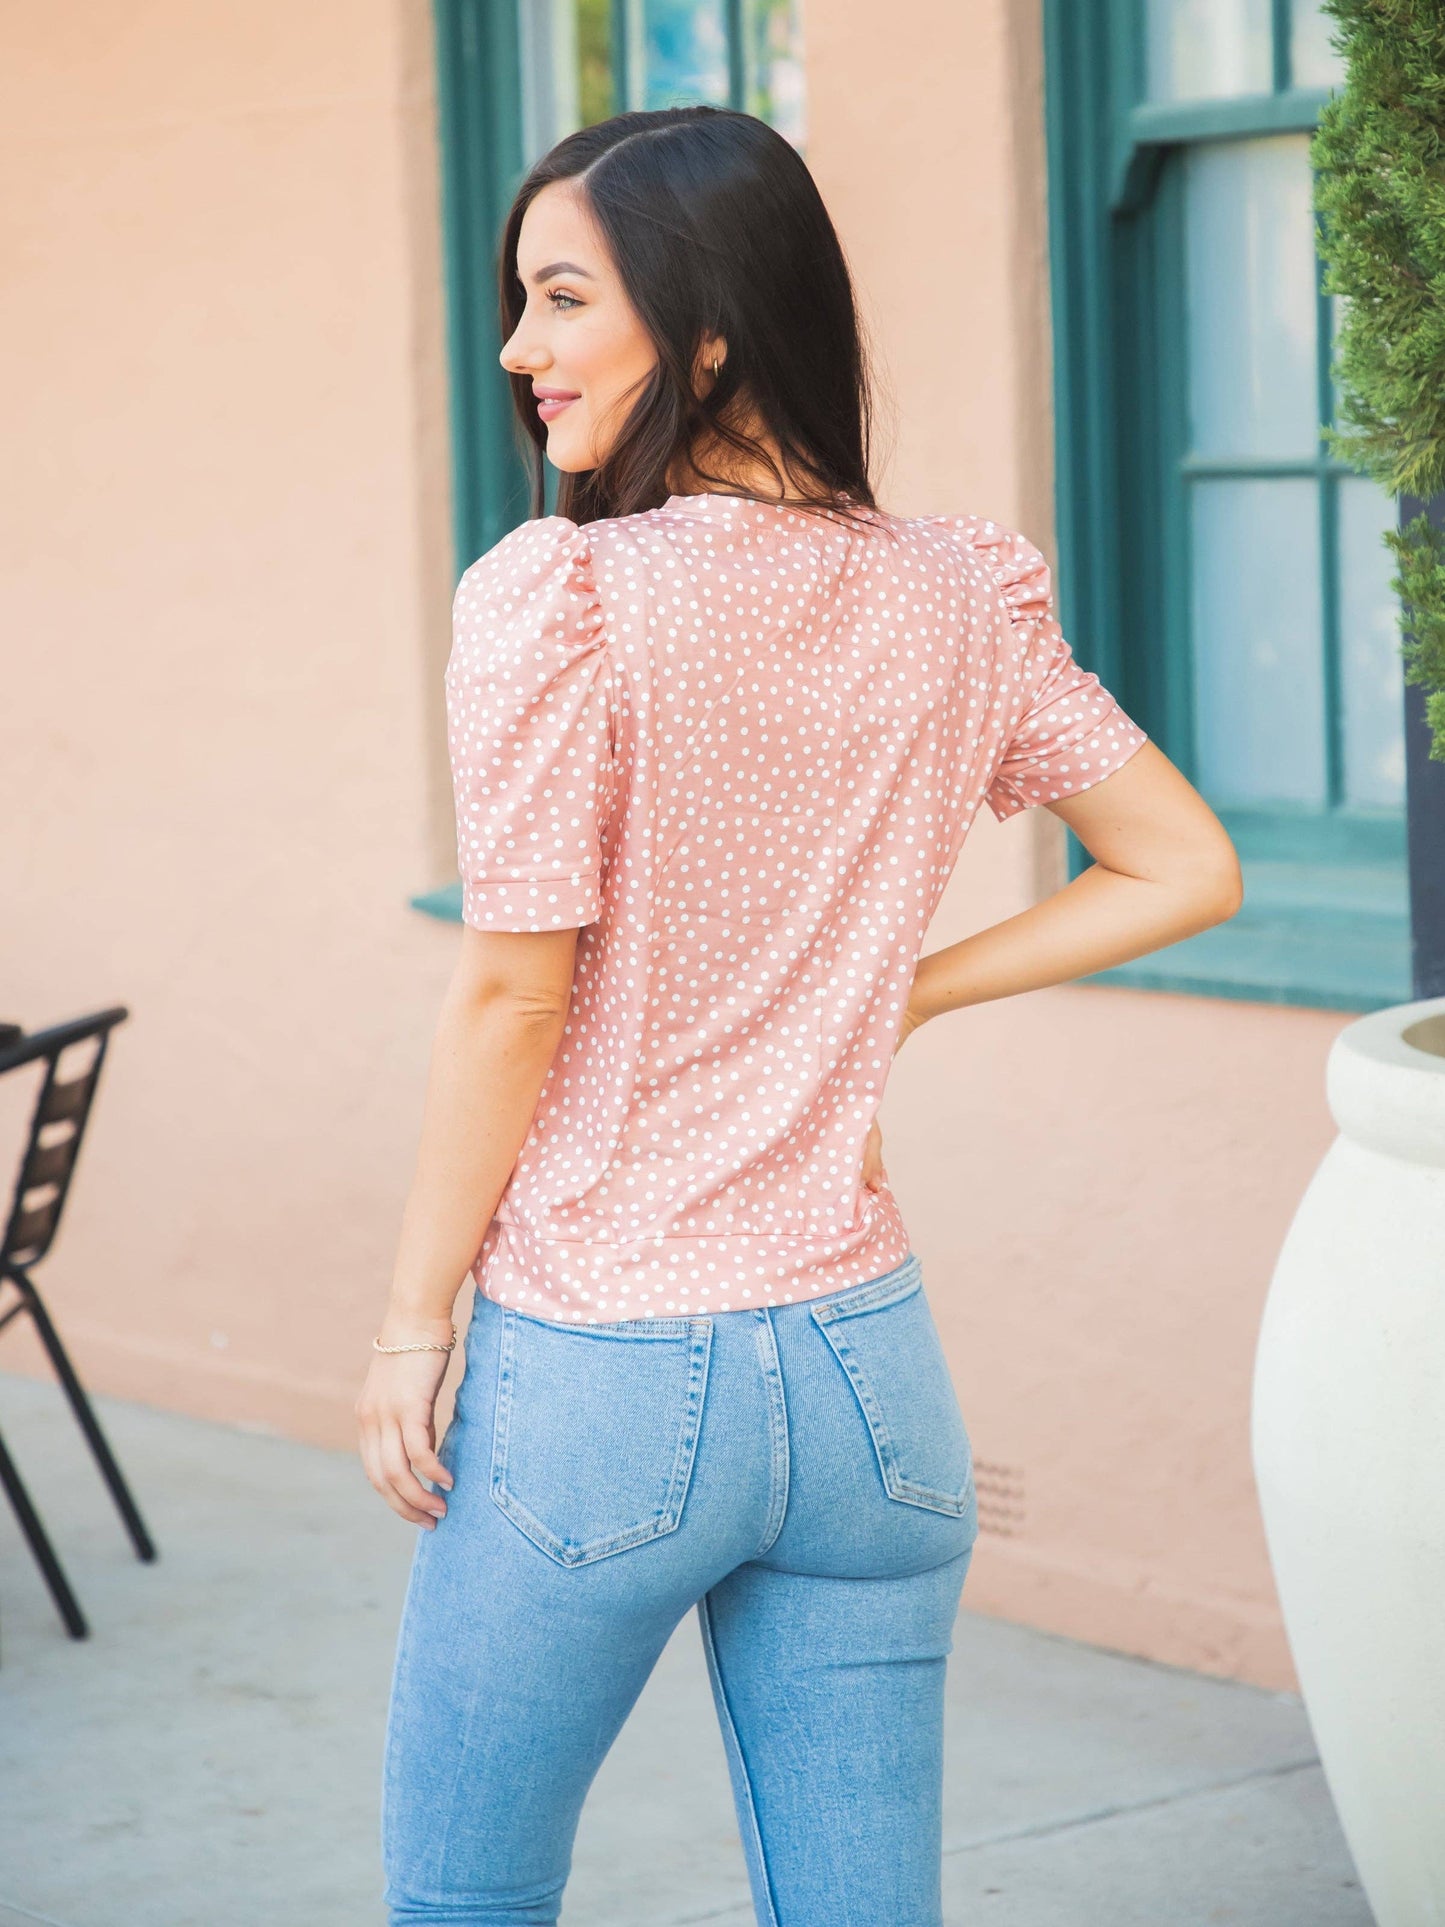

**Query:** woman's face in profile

left=500, top=180, right=662, bottom=474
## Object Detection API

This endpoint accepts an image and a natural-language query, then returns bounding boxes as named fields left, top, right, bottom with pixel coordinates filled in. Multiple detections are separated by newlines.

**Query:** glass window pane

left=521, top=2, right=807, bottom=155
left=1146, top=0, right=1272, bottom=102
left=1337, top=476, right=1407, bottom=809
left=1192, top=479, right=1326, bottom=806
left=518, top=0, right=616, bottom=153
left=629, top=0, right=729, bottom=109
left=519, top=0, right=583, bottom=160
left=577, top=0, right=613, bottom=125
left=1185, top=136, right=1321, bottom=460
left=744, top=0, right=806, bottom=149
left=1291, top=0, right=1347, bottom=90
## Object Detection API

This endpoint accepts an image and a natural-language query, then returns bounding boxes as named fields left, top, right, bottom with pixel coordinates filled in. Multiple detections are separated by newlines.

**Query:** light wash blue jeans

left=380, top=1251, right=978, bottom=1926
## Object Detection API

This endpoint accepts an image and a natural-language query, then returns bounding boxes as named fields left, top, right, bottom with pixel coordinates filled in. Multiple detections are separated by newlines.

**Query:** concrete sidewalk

left=0, top=1368, right=1369, bottom=1926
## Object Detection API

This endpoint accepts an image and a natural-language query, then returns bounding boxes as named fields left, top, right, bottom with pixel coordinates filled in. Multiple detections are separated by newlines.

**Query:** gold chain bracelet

left=372, top=1324, right=458, bottom=1355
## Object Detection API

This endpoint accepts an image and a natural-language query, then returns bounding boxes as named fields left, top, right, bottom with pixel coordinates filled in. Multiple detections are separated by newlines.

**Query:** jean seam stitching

left=660, top=1319, right=713, bottom=1527
left=810, top=1255, right=922, bottom=1326
left=490, top=1309, right=516, bottom=1508
left=752, top=1311, right=791, bottom=1558
left=698, top=1593, right=783, bottom=1927
left=401, top=1540, right=487, bottom=1897
left=381, top=1537, right=432, bottom=1898
left=813, top=1319, right=972, bottom=1518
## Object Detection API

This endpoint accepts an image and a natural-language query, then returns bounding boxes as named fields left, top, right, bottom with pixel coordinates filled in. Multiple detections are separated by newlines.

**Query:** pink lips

left=533, top=386, right=580, bottom=423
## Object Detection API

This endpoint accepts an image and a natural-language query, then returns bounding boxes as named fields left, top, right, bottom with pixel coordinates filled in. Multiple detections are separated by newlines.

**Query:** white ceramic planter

left=1252, top=994, right=1445, bottom=1926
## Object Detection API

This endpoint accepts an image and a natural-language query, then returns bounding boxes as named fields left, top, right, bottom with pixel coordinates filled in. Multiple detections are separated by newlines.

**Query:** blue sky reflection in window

left=524, top=0, right=807, bottom=151
left=633, top=0, right=729, bottom=107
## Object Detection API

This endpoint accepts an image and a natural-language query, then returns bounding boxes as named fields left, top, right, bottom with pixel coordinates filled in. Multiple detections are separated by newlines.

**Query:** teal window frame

left=434, top=1, right=529, bottom=596
left=1041, top=0, right=1410, bottom=1013
left=412, top=3, right=528, bottom=922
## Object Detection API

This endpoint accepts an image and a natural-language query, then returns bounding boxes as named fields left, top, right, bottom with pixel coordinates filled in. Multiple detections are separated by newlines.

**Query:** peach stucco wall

left=802, top=0, right=1351, bottom=1689
left=1, top=2, right=461, bottom=1431
left=1, top=0, right=1349, bottom=1690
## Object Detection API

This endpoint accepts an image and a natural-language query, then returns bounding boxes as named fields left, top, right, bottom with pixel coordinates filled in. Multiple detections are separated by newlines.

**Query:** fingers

left=403, top=1420, right=454, bottom=1493
left=355, top=1407, right=452, bottom=1527
left=357, top=1425, right=432, bottom=1526
left=357, top=1426, right=425, bottom=1526
left=354, top=1343, right=460, bottom=1526
left=379, top=1425, right=448, bottom=1524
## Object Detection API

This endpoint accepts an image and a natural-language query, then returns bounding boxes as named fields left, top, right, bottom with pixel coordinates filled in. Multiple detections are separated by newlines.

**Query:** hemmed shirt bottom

left=474, top=1185, right=913, bottom=1324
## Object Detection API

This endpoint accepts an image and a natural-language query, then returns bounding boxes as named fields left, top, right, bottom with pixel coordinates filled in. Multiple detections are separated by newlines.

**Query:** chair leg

left=0, top=1421, right=89, bottom=1640
left=9, top=1272, right=158, bottom=1564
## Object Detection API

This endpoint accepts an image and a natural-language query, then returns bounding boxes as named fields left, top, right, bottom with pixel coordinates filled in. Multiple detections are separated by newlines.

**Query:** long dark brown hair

left=498, top=105, right=880, bottom=529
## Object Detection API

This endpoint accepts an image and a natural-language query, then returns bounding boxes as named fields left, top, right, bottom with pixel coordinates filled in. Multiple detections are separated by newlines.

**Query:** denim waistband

left=807, top=1249, right=923, bottom=1322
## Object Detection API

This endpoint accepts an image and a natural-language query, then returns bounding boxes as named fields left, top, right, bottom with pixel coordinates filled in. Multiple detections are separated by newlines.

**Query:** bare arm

left=355, top=924, right=580, bottom=1527
left=905, top=741, right=1241, bottom=1028
left=862, top=744, right=1242, bottom=1187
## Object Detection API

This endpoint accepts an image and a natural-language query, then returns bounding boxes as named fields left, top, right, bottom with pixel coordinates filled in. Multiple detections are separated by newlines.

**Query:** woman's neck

left=666, top=419, right=826, bottom=504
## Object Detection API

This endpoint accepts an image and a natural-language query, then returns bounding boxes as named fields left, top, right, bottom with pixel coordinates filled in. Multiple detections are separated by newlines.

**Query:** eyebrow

left=529, top=260, right=596, bottom=282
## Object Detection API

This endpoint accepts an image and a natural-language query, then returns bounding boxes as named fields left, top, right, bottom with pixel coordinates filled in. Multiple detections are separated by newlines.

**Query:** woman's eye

left=546, top=289, right=581, bottom=311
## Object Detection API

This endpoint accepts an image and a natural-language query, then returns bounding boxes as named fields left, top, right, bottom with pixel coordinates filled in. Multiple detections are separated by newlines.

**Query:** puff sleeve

left=445, top=517, right=615, bottom=930
left=970, top=522, right=1149, bottom=822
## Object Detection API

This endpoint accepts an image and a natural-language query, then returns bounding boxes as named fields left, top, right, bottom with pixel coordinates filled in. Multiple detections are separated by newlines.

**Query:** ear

left=696, top=332, right=728, bottom=390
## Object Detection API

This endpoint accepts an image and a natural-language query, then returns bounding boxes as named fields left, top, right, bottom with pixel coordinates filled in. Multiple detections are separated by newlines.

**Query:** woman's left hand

left=356, top=1327, right=456, bottom=1528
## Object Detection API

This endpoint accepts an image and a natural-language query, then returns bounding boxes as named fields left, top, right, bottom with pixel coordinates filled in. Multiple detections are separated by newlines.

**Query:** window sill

left=410, top=882, right=464, bottom=923
left=1077, top=854, right=1412, bottom=1013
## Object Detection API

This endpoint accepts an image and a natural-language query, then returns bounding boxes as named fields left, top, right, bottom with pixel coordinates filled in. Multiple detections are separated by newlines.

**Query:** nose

left=499, top=317, right=548, bottom=376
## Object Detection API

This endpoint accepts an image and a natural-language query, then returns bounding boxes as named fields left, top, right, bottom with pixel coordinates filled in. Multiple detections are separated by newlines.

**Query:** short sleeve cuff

left=986, top=712, right=1149, bottom=821
left=461, top=871, right=603, bottom=931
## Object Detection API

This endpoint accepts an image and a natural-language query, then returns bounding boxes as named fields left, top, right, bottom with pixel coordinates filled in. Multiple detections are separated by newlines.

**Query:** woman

left=357, top=105, right=1241, bottom=1926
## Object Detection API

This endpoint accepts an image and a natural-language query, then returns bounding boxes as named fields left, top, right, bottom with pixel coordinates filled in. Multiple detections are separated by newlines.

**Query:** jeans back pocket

left=490, top=1308, right=713, bottom=1566
left=811, top=1259, right=974, bottom=1517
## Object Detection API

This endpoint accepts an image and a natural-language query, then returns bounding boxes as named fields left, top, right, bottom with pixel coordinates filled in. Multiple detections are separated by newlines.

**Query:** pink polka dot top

left=445, top=492, right=1148, bottom=1324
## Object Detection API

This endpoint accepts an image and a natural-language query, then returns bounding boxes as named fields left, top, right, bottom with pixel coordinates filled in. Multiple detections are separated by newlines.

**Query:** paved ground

left=0, top=1367, right=1370, bottom=1926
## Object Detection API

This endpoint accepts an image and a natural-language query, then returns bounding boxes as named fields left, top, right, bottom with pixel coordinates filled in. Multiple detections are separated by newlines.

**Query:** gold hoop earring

left=712, top=357, right=721, bottom=379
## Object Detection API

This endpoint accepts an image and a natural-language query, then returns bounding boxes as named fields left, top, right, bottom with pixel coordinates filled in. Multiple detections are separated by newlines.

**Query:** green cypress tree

left=1312, top=0, right=1445, bottom=759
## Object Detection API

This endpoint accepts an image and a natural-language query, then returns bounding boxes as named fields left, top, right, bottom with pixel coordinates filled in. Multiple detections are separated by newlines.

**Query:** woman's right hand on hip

left=356, top=1343, right=455, bottom=1529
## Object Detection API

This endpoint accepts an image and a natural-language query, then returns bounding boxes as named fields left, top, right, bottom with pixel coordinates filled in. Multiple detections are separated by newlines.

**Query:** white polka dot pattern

left=446, top=528, right=614, bottom=929
left=445, top=495, right=1148, bottom=1324
left=957, top=517, right=1149, bottom=819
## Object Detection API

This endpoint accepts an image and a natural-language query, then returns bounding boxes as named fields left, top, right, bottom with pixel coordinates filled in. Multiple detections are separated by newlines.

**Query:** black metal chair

left=0, top=1008, right=157, bottom=1643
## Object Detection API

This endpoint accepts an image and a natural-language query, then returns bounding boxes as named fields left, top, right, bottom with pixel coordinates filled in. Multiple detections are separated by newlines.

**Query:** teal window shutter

left=1042, top=0, right=1411, bottom=1011
left=434, top=2, right=531, bottom=580
left=413, top=4, right=530, bottom=926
